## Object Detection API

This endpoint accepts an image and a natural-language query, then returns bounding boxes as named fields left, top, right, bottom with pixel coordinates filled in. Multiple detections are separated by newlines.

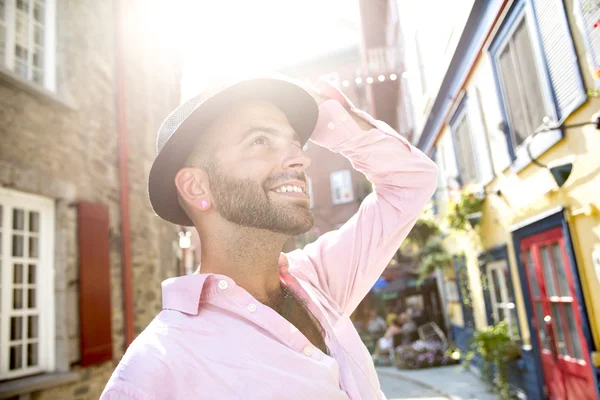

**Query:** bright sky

left=147, top=0, right=361, bottom=99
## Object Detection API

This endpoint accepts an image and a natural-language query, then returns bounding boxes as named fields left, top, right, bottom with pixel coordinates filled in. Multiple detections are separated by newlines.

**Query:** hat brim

left=148, top=78, right=319, bottom=227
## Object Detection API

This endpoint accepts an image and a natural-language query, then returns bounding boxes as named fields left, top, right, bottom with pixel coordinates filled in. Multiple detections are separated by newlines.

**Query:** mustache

left=263, top=171, right=307, bottom=189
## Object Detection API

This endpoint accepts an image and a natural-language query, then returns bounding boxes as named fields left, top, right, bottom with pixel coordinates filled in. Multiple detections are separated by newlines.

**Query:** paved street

left=378, top=366, right=497, bottom=400
left=379, top=371, right=447, bottom=400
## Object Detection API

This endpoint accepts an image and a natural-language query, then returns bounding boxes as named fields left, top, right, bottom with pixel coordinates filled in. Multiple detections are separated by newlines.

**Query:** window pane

left=28, top=315, right=38, bottom=339
left=13, top=263, right=23, bottom=284
left=498, top=43, right=528, bottom=146
left=10, top=345, right=23, bottom=370
left=28, top=288, right=36, bottom=308
left=12, top=234, right=24, bottom=257
left=13, top=288, right=23, bottom=309
left=563, top=304, right=584, bottom=360
left=11, top=316, right=23, bottom=340
left=29, top=211, right=39, bottom=232
left=524, top=250, right=539, bottom=297
left=29, top=236, right=38, bottom=258
left=27, top=342, right=38, bottom=366
left=15, top=60, right=29, bottom=79
left=15, top=13, right=30, bottom=46
left=16, top=0, right=29, bottom=12
left=491, top=269, right=503, bottom=305
left=540, top=246, right=558, bottom=297
left=534, top=302, right=548, bottom=350
left=550, top=303, right=568, bottom=356
left=551, top=244, right=571, bottom=297
left=28, top=264, right=36, bottom=284
left=33, top=68, right=43, bottom=84
left=453, top=115, right=478, bottom=185
left=13, top=209, right=24, bottom=230
left=512, top=19, right=547, bottom=141
left=33, top=48, right=43, bottom=67
left=34, top=1, right=44, bottom=23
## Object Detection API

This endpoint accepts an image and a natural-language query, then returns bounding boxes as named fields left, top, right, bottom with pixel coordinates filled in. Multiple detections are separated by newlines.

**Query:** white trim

left=509, top=206, right=564, bottom=232
left=0, top=0, right=56, bottom=92
left=330, top=169, right=354, bottom=205
left=0, top=187, right=55, bottom=380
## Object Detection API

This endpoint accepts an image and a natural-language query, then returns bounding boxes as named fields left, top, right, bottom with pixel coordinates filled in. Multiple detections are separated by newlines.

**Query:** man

left=101, top=77, right=437, bottom=399
left=366, top=309, right=387, bottom=336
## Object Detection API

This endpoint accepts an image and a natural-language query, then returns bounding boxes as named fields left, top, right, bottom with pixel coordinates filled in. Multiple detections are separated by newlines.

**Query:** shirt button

left=218, top=280, right=228, bottom=290
left=327, top=122, right=336, bottom=130
left=340, top=113, right=348, bottom=122
left=303, top=346, right=314, bottom=357
left=247, top=303, right=257, bottom=313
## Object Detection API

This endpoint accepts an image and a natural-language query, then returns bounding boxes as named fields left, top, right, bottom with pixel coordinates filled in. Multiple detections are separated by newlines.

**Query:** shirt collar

left=161, top=253, right=291, bottom=315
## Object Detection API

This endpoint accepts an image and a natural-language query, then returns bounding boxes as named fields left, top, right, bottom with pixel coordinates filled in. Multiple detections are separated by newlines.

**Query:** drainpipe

left=116, top=0, right=134, bottom=347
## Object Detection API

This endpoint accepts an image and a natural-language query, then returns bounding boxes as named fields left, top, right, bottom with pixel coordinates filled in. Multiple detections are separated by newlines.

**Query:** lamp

left=549, top=162, right=573, bottom=188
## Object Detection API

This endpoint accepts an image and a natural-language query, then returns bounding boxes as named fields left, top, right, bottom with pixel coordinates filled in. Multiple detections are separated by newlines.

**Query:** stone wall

left=0, top=0, right=182, bottom=398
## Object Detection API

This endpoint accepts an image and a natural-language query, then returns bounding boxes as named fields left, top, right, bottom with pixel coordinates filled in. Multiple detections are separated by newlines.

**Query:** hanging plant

left=416, top=237, right=452, bottom=281
left=407, top=217, right=442, bottom=247
left=447, top=187, right=485, bottom=231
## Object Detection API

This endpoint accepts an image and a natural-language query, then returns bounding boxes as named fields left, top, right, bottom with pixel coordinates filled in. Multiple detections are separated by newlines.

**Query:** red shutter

left=77, top=202, right=113, bottom=366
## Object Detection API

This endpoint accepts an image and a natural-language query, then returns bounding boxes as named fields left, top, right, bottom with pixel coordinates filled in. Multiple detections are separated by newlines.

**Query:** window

left=450, top=107, right=478, bottom=186
left=575, top=0, right=600, bottom=88
left=490, top=0, right=584, bottom=170
left=486, top=260, right=519, bottom=338
left=306, top=176, right=314, bottom=209
left=495, top=15, right=547, bottom=147
left=0, top=187, right=55, bottom=380
left=0, top=0, right=56, bottom=90
left=330, top=170, right=353, bottom=204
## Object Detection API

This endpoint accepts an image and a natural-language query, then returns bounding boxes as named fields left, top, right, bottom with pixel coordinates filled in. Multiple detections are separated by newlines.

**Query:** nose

left=283, top=143, right=311, bottom=171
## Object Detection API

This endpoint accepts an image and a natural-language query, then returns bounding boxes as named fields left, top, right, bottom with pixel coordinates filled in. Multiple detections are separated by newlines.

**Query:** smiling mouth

left=269, top=184, right=308, bottom=200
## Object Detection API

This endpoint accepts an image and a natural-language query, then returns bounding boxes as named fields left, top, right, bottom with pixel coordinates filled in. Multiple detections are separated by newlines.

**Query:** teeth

left=274, top=185, right=303, bottom=193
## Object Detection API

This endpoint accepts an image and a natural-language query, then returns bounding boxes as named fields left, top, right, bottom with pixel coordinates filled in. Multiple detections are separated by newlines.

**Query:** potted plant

left=447, top=186, right=485, bottom=230
left=464, top=321, right=522, bottom=399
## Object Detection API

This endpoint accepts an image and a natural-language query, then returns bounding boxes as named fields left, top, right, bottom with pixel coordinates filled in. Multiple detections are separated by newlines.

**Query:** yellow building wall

left=434, top=18, right=600, bottom=353
left=465, top=41, right=600, bottom=351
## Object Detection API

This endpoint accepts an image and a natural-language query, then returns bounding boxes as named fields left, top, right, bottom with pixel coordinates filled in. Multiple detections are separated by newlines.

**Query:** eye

left=250, top=136, right=270, bottom=146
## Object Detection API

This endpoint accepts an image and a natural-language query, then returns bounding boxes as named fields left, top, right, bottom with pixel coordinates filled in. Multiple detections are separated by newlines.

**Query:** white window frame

left=0, top=187, right=55, bottom=380
left=450, top=106, right=479, bottom=186
left=330, top=169, right=354, bottom=205
left=486, top=260, right=517, bottom=337
left=1, top=0, right=57, bottom=91
left=492, top=3, right=559, bottom=172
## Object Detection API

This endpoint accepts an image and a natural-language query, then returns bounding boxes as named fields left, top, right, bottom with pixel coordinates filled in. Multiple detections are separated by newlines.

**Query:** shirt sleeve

left=285, top=98, right=438, bottom=316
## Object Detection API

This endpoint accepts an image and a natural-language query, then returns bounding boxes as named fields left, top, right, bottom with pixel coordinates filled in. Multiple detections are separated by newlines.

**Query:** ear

left=174, top=167, right=211, bottom=212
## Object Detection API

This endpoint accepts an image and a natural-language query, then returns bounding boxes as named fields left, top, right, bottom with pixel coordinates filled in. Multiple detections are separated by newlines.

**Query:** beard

left=206, top=163, right=315, bottom=236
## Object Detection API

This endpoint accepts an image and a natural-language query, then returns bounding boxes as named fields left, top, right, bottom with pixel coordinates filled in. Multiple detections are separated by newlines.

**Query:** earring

left=199, top=199, right=210, bottom=210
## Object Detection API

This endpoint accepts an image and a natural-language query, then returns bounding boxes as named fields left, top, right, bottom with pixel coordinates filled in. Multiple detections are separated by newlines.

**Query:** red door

left=521, top=227, right=596, bottom=400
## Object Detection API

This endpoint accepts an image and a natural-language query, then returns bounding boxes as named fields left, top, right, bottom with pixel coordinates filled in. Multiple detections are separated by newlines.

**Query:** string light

left=390, top=73, right=397, bottom=81
left=378, top=74, right=385, bottom=82
left=342, top=80, right=350, bottom=87
left=355, top=77, right=363, bottom=84
left=366, top=77, right=374, bottom=84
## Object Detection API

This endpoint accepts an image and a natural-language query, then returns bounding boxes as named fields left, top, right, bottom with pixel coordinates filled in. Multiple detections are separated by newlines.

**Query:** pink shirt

left=101, top=98, right=438, bottom=400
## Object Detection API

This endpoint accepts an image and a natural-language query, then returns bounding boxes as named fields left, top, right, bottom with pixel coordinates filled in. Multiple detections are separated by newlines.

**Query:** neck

left=198, top=221, right=289, bottom=302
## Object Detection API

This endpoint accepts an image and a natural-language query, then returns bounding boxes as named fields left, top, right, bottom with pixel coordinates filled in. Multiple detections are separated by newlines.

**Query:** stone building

left=0, top=1, right=182, bottom=398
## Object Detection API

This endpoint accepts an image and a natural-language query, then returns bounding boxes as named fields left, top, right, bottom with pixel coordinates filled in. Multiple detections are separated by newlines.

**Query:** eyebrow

left=239, top=126, right=302, bottom=144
